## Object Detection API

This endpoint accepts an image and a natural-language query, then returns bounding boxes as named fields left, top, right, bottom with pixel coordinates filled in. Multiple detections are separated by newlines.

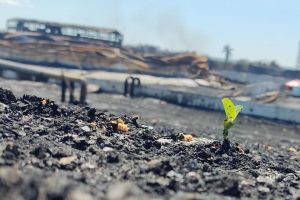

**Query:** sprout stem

left=223, top=128, right=229, bottom=141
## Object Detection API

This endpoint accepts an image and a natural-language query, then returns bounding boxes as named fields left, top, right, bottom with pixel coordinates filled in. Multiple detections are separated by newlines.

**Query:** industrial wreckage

left=1, top=18, right=209, bottom=78
left=1, top=18, right=300, bottom=123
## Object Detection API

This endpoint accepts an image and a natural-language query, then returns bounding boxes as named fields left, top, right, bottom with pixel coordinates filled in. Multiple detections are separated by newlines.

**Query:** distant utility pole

left=223, top=44, right=233, bottom=64
left=296, top=41, right=300, bottom=68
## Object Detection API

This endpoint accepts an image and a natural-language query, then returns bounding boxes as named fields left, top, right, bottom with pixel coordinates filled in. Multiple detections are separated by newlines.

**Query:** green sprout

left=221, top=98, right=243, bottom=141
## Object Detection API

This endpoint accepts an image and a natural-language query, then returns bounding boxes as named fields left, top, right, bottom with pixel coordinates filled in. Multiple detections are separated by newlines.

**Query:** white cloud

left=0, top=0, right=22, bottom=6
left=0, top=0, right=34, bottom=8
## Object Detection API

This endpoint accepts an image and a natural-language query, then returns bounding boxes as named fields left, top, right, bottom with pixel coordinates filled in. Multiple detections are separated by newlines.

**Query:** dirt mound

left=0, top=88, right=299, bottom=199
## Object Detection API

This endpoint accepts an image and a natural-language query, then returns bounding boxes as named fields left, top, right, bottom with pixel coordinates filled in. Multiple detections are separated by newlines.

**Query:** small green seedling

left=221, top=98, right=243, bottom=141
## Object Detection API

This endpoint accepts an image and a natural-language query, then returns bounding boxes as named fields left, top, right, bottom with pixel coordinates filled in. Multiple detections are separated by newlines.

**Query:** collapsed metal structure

left=0, top=18, right=209, bottom=78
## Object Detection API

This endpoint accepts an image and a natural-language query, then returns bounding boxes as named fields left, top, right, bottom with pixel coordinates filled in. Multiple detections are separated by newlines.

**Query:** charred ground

left=0, top=84, right=300, bottom=199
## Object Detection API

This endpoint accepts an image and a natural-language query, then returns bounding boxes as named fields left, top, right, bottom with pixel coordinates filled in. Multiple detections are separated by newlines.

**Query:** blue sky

left=0, top=0, right=299, bottom=68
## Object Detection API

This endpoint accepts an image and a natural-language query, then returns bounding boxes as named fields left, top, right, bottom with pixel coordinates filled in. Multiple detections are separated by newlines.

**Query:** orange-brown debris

left=183, top=134, right=193, bottom=142
left=115, top=118, right=128, bottom=132
left=117, top=123, right=128, bottom=132
left=117, top=118, right=125, bottom=124
left=41, top=99, right=48, bottom=106
left=90, top=121, right=97, bottom=129
left=288, top=147, right=300, bottom=155
left=266, top=144, right=272, bottom=151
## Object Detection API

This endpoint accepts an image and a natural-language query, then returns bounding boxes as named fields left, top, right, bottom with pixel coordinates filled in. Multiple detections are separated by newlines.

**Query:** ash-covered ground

left=0, top=78, right=300, bottom=200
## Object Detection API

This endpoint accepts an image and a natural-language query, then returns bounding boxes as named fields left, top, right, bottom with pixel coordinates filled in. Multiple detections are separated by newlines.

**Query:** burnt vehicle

left=6, top=18, right=123, bottom=47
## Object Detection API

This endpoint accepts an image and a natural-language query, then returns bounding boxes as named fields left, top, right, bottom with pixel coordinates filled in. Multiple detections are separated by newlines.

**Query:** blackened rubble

left=0, top=88, right=299, bottom=200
